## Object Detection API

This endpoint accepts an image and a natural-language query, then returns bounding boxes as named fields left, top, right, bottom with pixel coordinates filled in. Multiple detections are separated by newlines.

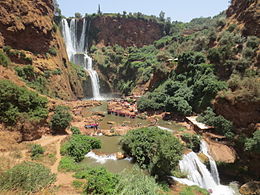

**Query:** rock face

left=0, top=0, right=55, bottom=53
left=0, top=0, right=89, bottom=100
left=90, top=16, right=164, bottom=48
left=213, top=97, right=260, bottom=128
left=226, top=0, right=260, bottom=36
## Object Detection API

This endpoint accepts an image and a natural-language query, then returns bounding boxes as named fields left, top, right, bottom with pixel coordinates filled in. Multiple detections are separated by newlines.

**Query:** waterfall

left=200, top=140, right=220, bottom=185
left=61, top=18, right=102, bottom=100
left=171, top=140, right=234, bottom=195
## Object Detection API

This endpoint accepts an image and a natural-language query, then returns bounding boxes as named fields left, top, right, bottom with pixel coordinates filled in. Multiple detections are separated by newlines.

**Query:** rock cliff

left=226, top=0, right=260, bottom=36
left=0, top=0, right=88, bottom=100
left=90, top=16, right=164, bottom=48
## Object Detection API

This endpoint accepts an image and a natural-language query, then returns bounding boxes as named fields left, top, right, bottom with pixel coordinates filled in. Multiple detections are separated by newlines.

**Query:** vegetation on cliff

left=0, top=79, right=48, bottom=125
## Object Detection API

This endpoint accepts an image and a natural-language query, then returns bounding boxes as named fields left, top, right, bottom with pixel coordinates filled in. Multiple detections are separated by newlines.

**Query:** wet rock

left=239, top=181, right=260, bottom=195
left=116, top=152, right=125, bottom=160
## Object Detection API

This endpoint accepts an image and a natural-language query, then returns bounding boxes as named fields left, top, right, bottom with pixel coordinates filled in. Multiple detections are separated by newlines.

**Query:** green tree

left=245, top=131, right=260, bottom=153
left=121, top=127, right=183, bottom=178
left=50, top=105, right=72, bottom=132
left=75, top=167, right=119, bottom=195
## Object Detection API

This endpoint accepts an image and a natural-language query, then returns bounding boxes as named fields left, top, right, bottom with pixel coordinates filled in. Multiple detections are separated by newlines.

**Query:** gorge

left=0, top=0, right=259, bottom=194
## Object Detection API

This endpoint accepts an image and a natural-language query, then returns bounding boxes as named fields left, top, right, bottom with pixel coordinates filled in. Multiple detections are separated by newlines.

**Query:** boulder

left=239, top=181, right=260, bottom=195
left=116, top=152, right=125, bottom=160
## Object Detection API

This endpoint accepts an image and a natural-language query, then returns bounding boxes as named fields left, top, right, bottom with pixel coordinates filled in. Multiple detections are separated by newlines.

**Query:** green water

left=81, top=136, right=134, bottom=173
left=80, top=102, right=186, bottom=173
left=86, top=102, right=185, bottom=131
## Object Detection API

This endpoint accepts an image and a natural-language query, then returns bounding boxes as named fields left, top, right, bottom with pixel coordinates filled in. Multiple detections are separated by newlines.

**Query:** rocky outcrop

left=239, top=181, right=260, bottom=195
left=0, top=0, right=89, bottom=100
left=90, top=16, right=163, bottom=48
left=213, top=96, right=260, bottom=128
left=0, top=0, right=55, bottom=53
left=226, top=0, right=260, bottom=36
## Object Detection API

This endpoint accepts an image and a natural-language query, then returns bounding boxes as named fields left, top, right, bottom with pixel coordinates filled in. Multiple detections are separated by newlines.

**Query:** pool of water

left=86, top=102, right=185, bottom=131
left=80, top=136, right=134, bottom=173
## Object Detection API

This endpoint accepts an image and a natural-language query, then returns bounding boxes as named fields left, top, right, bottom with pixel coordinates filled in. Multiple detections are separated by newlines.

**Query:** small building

left=186, top=116, right=214, bottom=133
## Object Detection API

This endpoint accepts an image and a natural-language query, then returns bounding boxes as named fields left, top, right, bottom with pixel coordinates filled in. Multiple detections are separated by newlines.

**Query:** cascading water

left=200, top=140, right=220, bottom=185
left=61, top=18, right=102, bottom=100
left=171, top=140, right=235, bottom=195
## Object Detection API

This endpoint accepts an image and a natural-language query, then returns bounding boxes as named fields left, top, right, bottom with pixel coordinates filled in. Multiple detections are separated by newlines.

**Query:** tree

left=159, top=11, right=165, bottom=22
left=50, top=105, right=72, bottom=132
left=75, top=12, right=82, bottom=18
left=121, top=127, right=183, bottom=178
left=245, top=131, right=260, bottom=153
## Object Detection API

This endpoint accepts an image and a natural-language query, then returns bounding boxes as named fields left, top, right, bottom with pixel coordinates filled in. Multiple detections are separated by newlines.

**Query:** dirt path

left=51, top=136, right=64, bottom=173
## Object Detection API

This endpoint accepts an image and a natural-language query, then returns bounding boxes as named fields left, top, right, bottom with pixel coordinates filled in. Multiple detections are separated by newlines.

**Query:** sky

left=57, top=0, right=230, bottom=22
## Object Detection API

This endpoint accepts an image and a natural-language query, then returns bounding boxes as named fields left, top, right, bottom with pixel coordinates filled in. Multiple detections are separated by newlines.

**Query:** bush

left=31, top=144, right=45, bottom=158
left=58, top=156, right=79, bottom=172
left=245, top=130, right=260, bottom=153
left=71, top=126, right=81, bottom=135
left=115, top=167, right=163, bottom=195
left=197, top=107, right=234, bottom=139
left=15, top=65, right=36, bottom=81
left=181, top=134, right=201, bottom=152
left=0, top=162, right=55, bottom=193
left=121, top=127, right=183, bottom=178
left=0, top=79, right=48, bottom=125
left=75, top=167, right=119, bottom=195
left=165, top=96, right=192, bottom=115
left=0, top=51, right=10, bottom=67
left=50, top=105, right=72, bottom=132
left=48, top=47, right=57, bottom=56
left=61, top=134, right=101, bottom=162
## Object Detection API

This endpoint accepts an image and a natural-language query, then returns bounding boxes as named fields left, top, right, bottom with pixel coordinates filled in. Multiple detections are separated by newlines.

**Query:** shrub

left=75, top=167, right=119, bottom=195
left=0, top=79, right=48, bottom=125
left=0, top=51, right=10, bottom=67
left=58, top=156, right=79, bottom=172
left=48, top=47, right=57, bottom=56
left=165, top=96, right=192, bottom=115
left=181, top=134, right=201, bottom=152
left=246, top=36, right=259, bottom=49
left=50, top=105, right=72, bottom=132
left=121, top=127, right=183, bottom=178
left=115, top=167, right=162, bottom=195
left=15, top=65, right=36, bottom=81
left=71, top=126, right=81, bottom=135
left=0, top=162, right=55, bottom=193
left=31, top=144, right=45, bottom=159
left=52, top=68, right=62, bottom=75
left=61, top=134, right=101, bottom=162
left=197, top=107, right=234, bottom=139
left=245, top=130, right=260, bottom=153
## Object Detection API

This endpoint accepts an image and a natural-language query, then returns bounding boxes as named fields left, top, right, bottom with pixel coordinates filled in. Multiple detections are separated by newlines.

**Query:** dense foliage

left=0, top=79, right=48, bottom=125
left=0, top=162, right=55, bottom=193
left=197, top=107, right=234, bottom=139
left=71, top=126, right=81, bottom=134
left=0, top=51, right=10, bottom=67
left=181, top=133, right=201, bottom=152
left=115, top=167, right=163, bottom=195
left=137, top=52, right=226, bottom=115
left=121, top=127, right=183, bottom=177
left=245, top=130, right=260, bottom=153
left=61, top=134, right=101, bottom=162
left=75, top=167, right=119, bottom=195
left=50, top=105, right=72, bottom=132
